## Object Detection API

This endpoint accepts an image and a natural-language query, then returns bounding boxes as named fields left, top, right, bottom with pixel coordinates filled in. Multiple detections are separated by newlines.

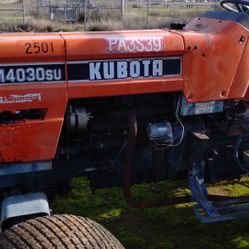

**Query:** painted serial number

left=25, top=42, right=54, bottom=55
left=107, top=37, right=164, bottom=53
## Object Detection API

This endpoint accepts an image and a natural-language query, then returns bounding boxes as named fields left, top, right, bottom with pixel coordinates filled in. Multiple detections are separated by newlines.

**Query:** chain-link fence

left=0, top=0, right=219, bottom=31
left=36, top=0, right=124, bottom=22
left=0, top=0, right=26, bottom=23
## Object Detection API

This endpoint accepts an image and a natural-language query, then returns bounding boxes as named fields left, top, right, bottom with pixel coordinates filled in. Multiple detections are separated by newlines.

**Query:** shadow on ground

left=52, top=177, right=249, bottom=249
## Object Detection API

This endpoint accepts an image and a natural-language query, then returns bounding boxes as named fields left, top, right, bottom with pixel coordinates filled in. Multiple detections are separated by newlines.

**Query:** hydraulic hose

left=123, top=110, right=249, bottom=208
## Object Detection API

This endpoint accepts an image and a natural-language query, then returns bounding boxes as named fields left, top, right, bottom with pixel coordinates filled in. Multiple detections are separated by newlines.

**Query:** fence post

left=146, top=0, right=150, bottom=28
left=84, top=0, right=87, bottom=31
left=22, top=0, right=26, bottom=24
left=121, top=0, right=125, bottom=19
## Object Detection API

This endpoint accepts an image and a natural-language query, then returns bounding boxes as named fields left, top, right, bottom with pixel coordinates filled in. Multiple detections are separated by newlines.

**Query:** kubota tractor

left=0, top=0, right=248, bottom=248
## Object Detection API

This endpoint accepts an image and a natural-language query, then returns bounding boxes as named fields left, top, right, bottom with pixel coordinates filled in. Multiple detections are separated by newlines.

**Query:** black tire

left=0, top=214, right=125, bottom=249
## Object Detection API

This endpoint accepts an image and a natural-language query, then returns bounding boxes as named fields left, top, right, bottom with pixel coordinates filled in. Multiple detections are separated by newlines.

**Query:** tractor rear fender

left=172, top=13, right=249, bottom=102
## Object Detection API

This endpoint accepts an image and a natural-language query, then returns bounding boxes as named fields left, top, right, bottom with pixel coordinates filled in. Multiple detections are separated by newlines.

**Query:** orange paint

left=0, top=17, right=247, bottom=162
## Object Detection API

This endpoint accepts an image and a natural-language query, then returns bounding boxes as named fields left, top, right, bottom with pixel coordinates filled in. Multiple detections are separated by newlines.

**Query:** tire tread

left=0, top=215, right=125, bottom=249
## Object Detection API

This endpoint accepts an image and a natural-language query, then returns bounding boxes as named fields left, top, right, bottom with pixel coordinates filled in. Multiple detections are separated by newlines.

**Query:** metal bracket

left=189, top=161, right=249, bottom=223
left=1, top=192, right=50, bottom=223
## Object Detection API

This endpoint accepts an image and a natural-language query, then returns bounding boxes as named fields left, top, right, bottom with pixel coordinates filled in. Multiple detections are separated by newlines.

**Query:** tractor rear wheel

left=0, top=214, right=125, bottom=249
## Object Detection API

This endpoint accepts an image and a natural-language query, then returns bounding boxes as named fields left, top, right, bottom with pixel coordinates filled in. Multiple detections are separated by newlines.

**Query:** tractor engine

left=57, top=94, right=249, bottom=191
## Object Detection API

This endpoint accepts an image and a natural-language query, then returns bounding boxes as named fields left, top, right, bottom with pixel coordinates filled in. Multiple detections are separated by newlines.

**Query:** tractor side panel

left=0, top=34, right=67, bottom=163
left=176, top=17, right=249, bottom=103
left=62, top=30, right=184, bottom=99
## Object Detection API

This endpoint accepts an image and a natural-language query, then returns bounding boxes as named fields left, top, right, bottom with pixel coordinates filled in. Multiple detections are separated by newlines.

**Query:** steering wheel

left=220, top=0, right=249, bottom=13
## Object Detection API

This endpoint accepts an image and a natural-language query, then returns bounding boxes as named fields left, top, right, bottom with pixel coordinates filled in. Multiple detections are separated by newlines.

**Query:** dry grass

left=0, top=0, right=21, bottom=6
left=0, top=0, right=214, bottom=32
left=0, top=11, right=205, bottom=32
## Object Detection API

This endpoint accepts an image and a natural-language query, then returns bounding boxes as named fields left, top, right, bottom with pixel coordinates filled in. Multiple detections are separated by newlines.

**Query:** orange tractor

left=0, top=1, right=248, bottom=248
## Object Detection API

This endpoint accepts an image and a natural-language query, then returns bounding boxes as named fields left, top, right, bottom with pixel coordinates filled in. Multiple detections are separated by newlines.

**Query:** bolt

left=239, top=36, right=246, bottom=43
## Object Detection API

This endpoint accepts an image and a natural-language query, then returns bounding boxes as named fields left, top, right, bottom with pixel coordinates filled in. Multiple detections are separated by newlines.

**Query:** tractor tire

left=0, top=214, right=125, bottom=249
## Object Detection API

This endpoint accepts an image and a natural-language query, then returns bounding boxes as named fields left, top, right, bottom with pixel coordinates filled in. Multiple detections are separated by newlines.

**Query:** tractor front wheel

left=0, top=214, right=125, bottom=249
